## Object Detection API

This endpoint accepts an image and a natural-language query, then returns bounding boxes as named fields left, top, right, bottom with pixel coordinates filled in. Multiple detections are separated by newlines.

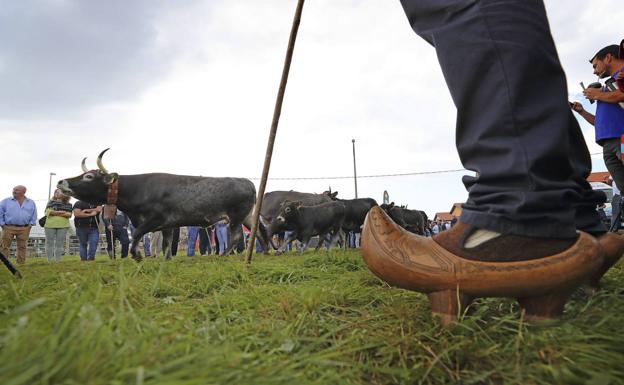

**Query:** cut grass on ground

left=1, top=251, right=623, bottom=385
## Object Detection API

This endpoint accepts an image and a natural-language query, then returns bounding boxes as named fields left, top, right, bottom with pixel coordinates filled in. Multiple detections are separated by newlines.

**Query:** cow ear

left=331, top=191, right=338, bottom=199
left=295, top=201, right=303, bottom=208
left=104, top=173, right=118, bottom=185
left=389, top=202, right=395, bottom=209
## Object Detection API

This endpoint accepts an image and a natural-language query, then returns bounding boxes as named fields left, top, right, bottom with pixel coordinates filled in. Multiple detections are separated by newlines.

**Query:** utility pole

left=352, top=139, right=358, bottom=198
left=48, top=172, right=56, bottom=199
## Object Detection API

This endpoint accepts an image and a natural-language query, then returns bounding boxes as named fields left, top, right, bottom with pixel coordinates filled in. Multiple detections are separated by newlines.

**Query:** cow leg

left=243, top=216, right=272, bottom=255
left=161, top=228, right=174, bottom=260
left=129, top=228, right=150, bottom=262
left=315, top=233, right=327, bottom=251
left=327, top=228, right=342, bottom=250
left=224, top=224, right=243, bottom=255
left=275, top=232, right=297, bottom=256
left=298, top=236, right=312, bottom=255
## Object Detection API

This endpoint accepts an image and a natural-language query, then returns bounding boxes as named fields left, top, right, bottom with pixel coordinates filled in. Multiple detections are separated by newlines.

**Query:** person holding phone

left=572, top=45, right=624, bottom=193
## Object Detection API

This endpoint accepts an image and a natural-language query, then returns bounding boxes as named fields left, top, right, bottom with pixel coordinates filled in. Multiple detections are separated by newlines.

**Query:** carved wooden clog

left=361, top=206, right=604, bottom=325
left=588, top=232, right=624, bottom=293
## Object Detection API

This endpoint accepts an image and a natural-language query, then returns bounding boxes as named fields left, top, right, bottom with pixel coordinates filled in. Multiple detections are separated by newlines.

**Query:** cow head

left=322, top=187, right=338, bottom=200
left=276, top=200, right=303, bottom=224
left=380, top=202, right=395, bottom=213
left=57, top=148, right=119, bottom=204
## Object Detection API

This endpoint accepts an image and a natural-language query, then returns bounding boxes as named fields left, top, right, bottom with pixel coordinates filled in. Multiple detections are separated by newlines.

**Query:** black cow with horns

left=57, top=149, right=271, bottom=260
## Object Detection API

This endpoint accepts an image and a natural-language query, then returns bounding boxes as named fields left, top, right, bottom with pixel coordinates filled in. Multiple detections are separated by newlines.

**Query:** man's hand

left=617, top=72, right=624, bottom=81
left=571, top=101, right=584, bottom=113
left=583, top=88, right=602, bottom=101
left=107, top=225, right=113, bottom=231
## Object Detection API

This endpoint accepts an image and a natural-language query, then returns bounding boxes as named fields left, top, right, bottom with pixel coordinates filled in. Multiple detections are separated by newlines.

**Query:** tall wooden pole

left=245, top=0, right=305, bottom=264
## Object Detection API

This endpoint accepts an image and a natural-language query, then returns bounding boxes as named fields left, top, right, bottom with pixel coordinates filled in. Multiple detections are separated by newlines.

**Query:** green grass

left=1, top=251, right=623, bottom=385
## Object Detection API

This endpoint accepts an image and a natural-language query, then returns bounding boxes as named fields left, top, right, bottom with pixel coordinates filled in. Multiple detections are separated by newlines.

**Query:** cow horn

left=81, top=157, right=89, bottom=173
left=96, top=148, right=110, bottom=174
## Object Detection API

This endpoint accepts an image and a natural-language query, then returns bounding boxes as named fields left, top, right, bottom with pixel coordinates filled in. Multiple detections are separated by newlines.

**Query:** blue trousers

left=400, top=0, right=604, bottom=237
left=76, top=226, right=99, bottom=261
left=216, top=224, right=228, bottom=255
left=187, top=227, right=212, bottom=256
left=187, top=226, right=199, bottom=256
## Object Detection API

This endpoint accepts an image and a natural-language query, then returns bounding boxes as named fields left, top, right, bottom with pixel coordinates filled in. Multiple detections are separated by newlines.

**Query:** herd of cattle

left=57, top=150, right=428, bottom=260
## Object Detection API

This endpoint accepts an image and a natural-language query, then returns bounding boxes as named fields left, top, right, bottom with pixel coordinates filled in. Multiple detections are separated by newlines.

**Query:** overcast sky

left=1, top=0, right=623, bottom=218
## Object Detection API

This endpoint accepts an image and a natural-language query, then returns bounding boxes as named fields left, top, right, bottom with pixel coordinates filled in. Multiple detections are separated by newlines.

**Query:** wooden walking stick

left=0, top=251, right=22, bottom=278
left=245, top=0, right=305, bottom=265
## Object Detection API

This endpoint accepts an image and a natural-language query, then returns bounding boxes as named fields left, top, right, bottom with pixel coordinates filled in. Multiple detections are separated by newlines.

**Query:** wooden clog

left=361, top=206, right=604, bottom=325
left=588, top=232, right=624, bottom=293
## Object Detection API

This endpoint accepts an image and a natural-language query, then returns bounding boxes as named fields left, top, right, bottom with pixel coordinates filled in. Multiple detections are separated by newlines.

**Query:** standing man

left=572, top=45, right=624, bottom=191
left=0, top=185, right=37, bottom=264
left=73, top=201, right=101, bottom=261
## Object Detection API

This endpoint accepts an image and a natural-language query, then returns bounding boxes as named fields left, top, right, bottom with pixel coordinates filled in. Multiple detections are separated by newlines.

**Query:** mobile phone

left=580, top=81, right=595, bottom=104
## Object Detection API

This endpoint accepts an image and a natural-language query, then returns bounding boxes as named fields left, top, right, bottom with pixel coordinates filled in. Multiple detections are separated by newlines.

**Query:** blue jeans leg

left=87, top=229, right=99, bottom=260
left=76, top=227, right=89, bottom=261
left=187, top=226, right=198, bottom=256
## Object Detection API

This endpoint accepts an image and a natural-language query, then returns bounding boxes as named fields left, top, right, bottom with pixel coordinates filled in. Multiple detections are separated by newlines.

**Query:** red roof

left=434, top=212, right=454, bottom=221
left=587, top=172, right=610, bottom=183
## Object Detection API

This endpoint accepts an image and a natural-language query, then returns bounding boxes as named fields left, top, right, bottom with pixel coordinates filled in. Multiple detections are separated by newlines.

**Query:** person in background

left=187, top=226, right=212, bottom=256
left=431, top=221, right=439, bottom=235
left=44, top=188, right=72, bottom=262
left=102, top=207, right=130, bottom=259
left=151, top=231, right=163, bottom=257
left=573, top=45, right=624, bottom=192
left=0, top=185, right=37, bottom=264
left=215, top=220, right=228, bottom=255
left=73, top=201, right=101, bottom=261
left=201, top=227, right=213, bottom=255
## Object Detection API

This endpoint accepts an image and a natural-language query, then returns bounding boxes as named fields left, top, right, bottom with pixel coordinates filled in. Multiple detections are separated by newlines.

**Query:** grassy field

left=1, top=250, right=623, bottom=385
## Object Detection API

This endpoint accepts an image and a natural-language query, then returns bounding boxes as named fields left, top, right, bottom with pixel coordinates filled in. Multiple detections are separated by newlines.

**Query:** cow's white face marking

left=277, top=216, right=285, bottom=223
left=56, top=180, right=73, bottom=195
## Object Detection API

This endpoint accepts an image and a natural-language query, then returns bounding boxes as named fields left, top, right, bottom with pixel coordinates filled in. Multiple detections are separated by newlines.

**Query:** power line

left=249, top=168, right=467, bottom=181
left=252, top=152, right=606, bottom=181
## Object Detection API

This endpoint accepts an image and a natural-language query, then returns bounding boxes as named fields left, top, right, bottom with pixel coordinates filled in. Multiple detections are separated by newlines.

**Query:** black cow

left=380, top=202, right=427, bottom=235
left=325, top=197, right=377, bottom=232
left=261, top=190, right=336, bottom=240
left=57, top=149, right=271, bottom=260
left=323, top=195, right=378, bottom=248
left=273, top=200, right=345, bottom=255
